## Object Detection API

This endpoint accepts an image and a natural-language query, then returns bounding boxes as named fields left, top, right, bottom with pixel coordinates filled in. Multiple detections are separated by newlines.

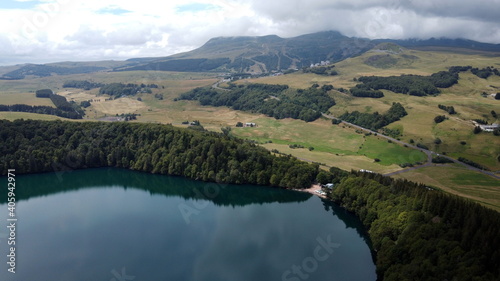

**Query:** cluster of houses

left=359, top=169, right=374, bottom=173
left=324, top=183, right=335, bottom=189
left=471, top=120, right=499, bottom=132
left=478, top=123, right=499, bottom=132
left=240, top=122, right=257, bottom=128
left=313, top=183, right=334, bottom=196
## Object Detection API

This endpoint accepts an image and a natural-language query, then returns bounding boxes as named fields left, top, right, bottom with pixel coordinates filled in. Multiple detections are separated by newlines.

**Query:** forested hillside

left=0, top=119, right=321, bottom=189
left=178, top=83, right=335, bottom=122
left=330, top=172, right=500, bottom=281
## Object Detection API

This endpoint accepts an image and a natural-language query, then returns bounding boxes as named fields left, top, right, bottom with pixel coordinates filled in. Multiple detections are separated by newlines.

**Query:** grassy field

left=0, top=46, right=498, bottom=210
left=231, top=117, right=427, bottom=173
left=0, top=112, right=69, bottom=121
left=0, top=92, right=55, bottom=107
left=393, top=164, right=500, bottom=212
left=261, top=142, right=402, bottom=174
left=242, top=47, right=500, bottom=171
left=234, top=47, right=500, bottom=210
left=0, top=71, right=217, bottom=94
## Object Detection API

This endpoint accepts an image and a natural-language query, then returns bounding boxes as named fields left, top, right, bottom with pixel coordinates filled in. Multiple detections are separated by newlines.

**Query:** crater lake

left=0, top=168, right=376, bottom=281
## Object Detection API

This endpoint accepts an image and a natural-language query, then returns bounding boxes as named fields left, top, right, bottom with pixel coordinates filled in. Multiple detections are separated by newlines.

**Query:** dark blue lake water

left=0, top=168, right=376, bottom=281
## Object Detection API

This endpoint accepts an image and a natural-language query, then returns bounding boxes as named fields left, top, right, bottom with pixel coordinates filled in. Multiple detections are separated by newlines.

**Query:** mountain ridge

left=2, top=31, right=500, bottom=78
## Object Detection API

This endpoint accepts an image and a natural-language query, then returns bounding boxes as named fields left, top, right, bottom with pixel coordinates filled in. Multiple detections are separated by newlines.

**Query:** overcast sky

left=1, top=0, right=500, bottom=65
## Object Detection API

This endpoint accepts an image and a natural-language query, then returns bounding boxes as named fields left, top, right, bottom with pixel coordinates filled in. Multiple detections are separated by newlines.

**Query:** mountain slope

left=117, top=32, right=500, bottom=73
left=116, top=31, right=375, bottom=73
left=2, top=31, right=500, bottom=78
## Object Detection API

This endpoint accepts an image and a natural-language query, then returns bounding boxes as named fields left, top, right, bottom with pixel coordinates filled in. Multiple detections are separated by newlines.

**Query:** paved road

left=212, top=80, right=230, bottom=91
left=321, top=113, right=500, bottom=180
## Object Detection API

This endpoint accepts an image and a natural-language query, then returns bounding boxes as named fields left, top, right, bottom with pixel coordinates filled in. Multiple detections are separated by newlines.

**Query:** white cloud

left=0, top=0, right=499, bottom=65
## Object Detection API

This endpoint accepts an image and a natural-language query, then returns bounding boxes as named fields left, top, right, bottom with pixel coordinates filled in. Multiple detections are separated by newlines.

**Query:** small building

left=479, top=123, right=499, bottom=132
left=245, top=122, right=256, bottom=127
left=325, top=183, right=334, bottom=189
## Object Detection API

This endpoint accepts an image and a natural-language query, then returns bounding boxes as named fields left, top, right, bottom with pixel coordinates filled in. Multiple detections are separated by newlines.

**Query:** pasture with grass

left=0, top=43, right=498, bottom=210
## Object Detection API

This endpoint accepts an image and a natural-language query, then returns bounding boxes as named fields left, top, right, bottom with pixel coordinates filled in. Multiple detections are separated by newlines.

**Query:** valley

left=0, top=36, right=499, bottom=211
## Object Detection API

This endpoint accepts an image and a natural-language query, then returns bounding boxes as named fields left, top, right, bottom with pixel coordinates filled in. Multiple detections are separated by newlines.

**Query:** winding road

left=208, top=82, right=499, bottom=181
left=321, top=113, right=500, bottom=180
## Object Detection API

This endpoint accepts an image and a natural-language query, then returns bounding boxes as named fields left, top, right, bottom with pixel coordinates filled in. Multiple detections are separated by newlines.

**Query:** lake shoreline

left=293, top=184, right=328, bottom=199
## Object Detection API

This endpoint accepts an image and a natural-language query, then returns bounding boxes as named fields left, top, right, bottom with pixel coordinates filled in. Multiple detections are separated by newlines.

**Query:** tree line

left=63, top=80, right=104, bottom=90
left=329, top=171, right=500, bottom=281
left=0, top=104, right=83, bottom=119
left=338, top=102, right=407, bottom=131
left=0, top=119, right=328, bottom=189
left=177, top=83, right=336, bottom=122
left=99, top=83, right=158, bottom=97
left=457, top=157, right=489, bottom=171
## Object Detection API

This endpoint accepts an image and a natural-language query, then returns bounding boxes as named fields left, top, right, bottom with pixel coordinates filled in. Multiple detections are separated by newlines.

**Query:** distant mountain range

left=2, top=31, right=500, bottom=79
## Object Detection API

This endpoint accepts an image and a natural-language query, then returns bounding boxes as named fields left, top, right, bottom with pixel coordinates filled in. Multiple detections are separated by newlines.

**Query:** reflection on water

left=0, top=168, right=376, bottom=281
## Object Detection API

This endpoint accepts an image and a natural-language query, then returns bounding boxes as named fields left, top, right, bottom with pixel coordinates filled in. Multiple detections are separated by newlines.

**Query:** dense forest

left=349, top=85, right=385, bottom=98
left=329, top=172, right=500, bottom=281
left=35, top=89, right=53, bottom=98
left=178, top=83, right=335, bottom=122
left=350, top=66, right=499, bottom=97
left=0, top=120, right=323, bottom=189
left=338, top=102, right=407, bottom=130
left=352, top=70, right=459, bottom=96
